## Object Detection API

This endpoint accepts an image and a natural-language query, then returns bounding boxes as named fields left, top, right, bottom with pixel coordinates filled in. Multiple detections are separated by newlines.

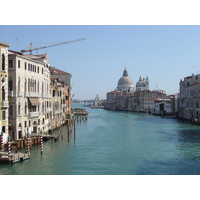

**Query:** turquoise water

left=1, top=103, right=200, bottom=175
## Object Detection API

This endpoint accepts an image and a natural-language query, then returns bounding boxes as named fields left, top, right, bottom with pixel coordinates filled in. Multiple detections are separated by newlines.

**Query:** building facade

left=0, top=41, right=10, bottom=142
left=8, top=51, right=51, bottom=140
left=179, top=73, right=200, bottom=121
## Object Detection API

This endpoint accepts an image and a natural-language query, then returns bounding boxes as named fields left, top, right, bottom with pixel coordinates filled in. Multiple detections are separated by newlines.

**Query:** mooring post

left=7, top=136, right=11, bottom=164
left=74, top=120, right=76, bottom=139
left=67, top=120, right=70, bottom=142
left=40, top=131, right=43, bottom=154
left=1, top=131, right=4, bottom=152
left=27, top=132, right=30, bottom=152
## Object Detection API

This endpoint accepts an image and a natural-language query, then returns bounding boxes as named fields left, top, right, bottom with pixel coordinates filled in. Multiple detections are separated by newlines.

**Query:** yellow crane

left=21, top=38, right=86, bottom=54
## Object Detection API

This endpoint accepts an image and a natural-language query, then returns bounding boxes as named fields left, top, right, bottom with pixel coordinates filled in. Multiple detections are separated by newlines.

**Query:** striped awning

left=28, top=98, right=40, bottom=106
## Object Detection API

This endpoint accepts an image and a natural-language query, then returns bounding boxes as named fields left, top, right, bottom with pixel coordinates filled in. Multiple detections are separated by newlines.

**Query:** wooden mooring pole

left=74, top=120, right=76, bottom=139
left=40, top=131, right=43, bottom=154
left=1, top=132, right=4, bottom=152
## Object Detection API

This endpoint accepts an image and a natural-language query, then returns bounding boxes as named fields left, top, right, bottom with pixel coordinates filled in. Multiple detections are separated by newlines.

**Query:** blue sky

left=1, top=25, right=200, bottom=100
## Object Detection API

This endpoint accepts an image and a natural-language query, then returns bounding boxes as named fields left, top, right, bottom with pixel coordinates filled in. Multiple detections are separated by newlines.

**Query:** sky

left=1, top=25, right=200, bottom=100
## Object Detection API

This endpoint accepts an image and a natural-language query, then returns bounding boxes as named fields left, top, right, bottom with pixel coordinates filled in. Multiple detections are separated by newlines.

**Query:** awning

left=28, top=98, right=40, bottom=106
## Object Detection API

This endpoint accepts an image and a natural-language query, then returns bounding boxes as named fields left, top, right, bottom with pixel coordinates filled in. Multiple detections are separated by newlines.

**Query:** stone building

left=8, top=51, right=51, bottom=140
left=0, top=41, right=10, bottom=142
left=105, top=90, right=122, bottom=110
left=50, top=77, right=66, bottom=130
left=105, top=68, right=167, bottom=112
left=144, top=96, right=175, bottom=115
left=50, top=67, right=72, bottom=118
left=179, top=73, right=200, bottom=121
left=133, top=90, right=166, bottom=112
left=94, top=94, right=105, bottom=108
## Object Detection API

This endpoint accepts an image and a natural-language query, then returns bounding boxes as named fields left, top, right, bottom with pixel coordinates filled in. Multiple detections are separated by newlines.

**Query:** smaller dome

left=136, top=76, right=145, bottom=87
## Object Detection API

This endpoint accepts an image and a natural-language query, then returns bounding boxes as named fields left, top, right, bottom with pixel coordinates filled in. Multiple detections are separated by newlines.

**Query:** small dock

left=73, top=108, right=88, bottom=121
left=0, top=151, right=31, bottom=164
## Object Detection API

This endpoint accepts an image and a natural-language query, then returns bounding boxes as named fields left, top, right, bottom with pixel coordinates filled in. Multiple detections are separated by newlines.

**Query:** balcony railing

left=18, top=91, right=23, bottom=97
left=8, top=91, right=13, bottom=97
left=29, top=112, right=40, bottom=118
left=1, top=100, right=9, bottom=108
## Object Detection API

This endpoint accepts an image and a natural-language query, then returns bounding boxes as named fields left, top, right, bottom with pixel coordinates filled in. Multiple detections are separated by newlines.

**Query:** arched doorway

left=9, top=123, right=15, bottom=140
left=18, top=123, right=22, bottom=139
left=33, top=121, right=37, bottom=135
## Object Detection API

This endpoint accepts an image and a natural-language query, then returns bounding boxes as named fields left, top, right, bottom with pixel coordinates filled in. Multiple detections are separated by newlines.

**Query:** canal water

left=1, top=103, right=200, bottom=175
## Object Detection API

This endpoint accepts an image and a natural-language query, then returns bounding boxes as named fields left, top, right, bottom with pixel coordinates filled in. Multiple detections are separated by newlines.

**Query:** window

left=18, top=60, right=20, bottom=68
left=2, top=86, right=5, bottom=101
left=9, top=105, right=13, bottom=116
left=2, top=111, right=6, bottom=120
left=9, top=60, right=13, bottom=68
left=9, top=80, right=13, bottom=91
left=38, top=66, right=39, bottom=73
left=42, top=68, right=44, bottom=74
left=25, top=103, right=27, bottom=115
left=2, top=126, right=5, bottom=133
left=25, top=62, right=27, bottom=70
left=2, top=54, right=5, bottom=70
left=18, top=103, right=21, bottom=116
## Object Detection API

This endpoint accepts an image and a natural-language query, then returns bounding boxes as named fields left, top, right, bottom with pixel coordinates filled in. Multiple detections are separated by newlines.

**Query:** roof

left=23, top=54, right=47, bottom=59
left=50, top=67, right=71, bottom=75
left=145, top=97, right=160, bottom=101
left=188, top=83, right=200, bottom=88
left=0, top=41, right=10, bottom=47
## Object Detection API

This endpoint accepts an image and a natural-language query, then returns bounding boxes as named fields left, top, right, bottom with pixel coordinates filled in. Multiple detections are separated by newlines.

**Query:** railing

left=29, top=112, right=40, bottom=118
left=1, top=100, right=9, bottom=107
left=8, top=91, right=13, bottom=97
left=54, top=110, right=62, bottom=114
left=46, top=107, right=52, bottom=112
left=18, top=91, right=23, bottom=97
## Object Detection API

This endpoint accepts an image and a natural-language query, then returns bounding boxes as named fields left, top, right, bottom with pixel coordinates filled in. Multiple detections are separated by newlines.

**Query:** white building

left=0, top=41, right=10, bottom=143
left=8, top=51, right=51, bottom=140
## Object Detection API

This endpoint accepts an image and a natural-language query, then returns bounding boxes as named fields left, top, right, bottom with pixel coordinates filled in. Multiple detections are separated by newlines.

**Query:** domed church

left=117, top=68, right=134, bottom=93
left=136, top=76, right=149, bottom=91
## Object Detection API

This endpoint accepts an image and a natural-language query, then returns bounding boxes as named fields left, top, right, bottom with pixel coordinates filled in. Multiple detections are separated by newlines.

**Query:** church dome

left=136, top=76, right=145, bottom=87
left=136, top=76, right=149, bottom=91
left=117, top=68, right=134, bottom=92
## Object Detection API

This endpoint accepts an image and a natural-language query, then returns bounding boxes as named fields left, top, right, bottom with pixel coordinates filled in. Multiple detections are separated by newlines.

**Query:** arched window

left=42, top=82, right=44, bottom=93
left=25, top=103, right=27, bottom=115
left=18, top=102, right=21, bottom=116
left=9, top=105, right=13, bottom=116
left=2, top=126, right=6, bottom=133
left=18, top=77, right=20, bottom=91
left=24, top=78, right=27, bottom=92
left=37, top=81, right=39, bottom=93
left=2, top=53, right=5, bottom=70
left=2, top=86, right=5, bottom=101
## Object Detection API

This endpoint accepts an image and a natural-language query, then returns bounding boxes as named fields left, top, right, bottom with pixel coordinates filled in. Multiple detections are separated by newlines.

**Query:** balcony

left=29, top=112, right=40, bottom=118
left=18, top=91, right=23, bottom=97
left=1, top=100, right=9, bottom=108
left=46, top=107, right=52, bottom=112
left=54, top=110, right=62, bottom=114
left=25, top=92, right=42, bottom=98
left=8, top=91, right=13, bottom=97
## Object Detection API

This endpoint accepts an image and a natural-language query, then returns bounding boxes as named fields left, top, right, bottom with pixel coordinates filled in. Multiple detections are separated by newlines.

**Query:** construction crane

left=21, top=38, right=86, bottom=54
